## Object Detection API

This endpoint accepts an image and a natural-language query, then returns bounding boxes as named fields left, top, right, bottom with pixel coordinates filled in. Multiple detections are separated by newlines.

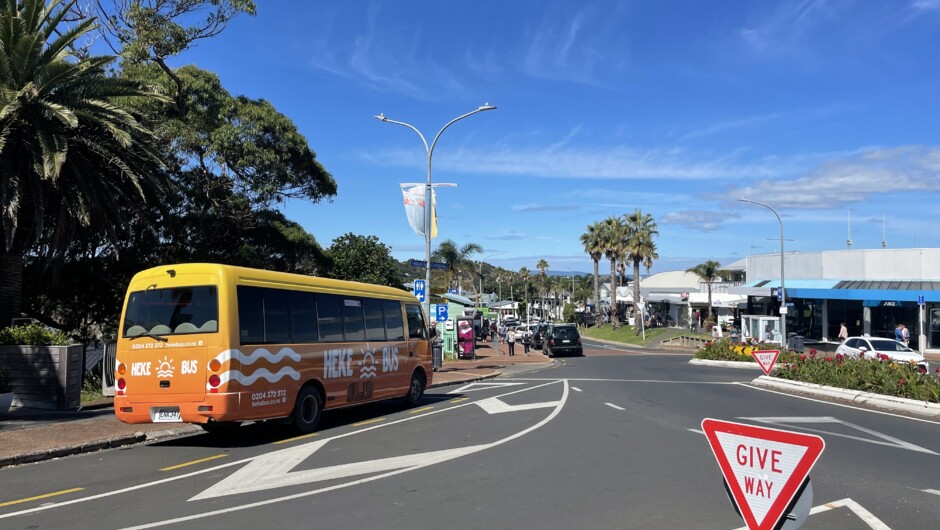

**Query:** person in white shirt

left=507, top=328, right=516, bottom=356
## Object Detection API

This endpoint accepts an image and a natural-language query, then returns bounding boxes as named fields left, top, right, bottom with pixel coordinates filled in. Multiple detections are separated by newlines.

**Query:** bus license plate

left=153, top=407, right=182, bottom=423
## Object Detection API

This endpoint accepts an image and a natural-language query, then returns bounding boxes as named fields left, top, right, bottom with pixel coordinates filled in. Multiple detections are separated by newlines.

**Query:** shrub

left=0, top=323, right=71, bottom=346
left=695, top=338, right=800, bottom=364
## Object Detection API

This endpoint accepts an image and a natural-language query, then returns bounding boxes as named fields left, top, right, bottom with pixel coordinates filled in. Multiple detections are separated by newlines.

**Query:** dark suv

left=544, top=324, right=583, bottom=357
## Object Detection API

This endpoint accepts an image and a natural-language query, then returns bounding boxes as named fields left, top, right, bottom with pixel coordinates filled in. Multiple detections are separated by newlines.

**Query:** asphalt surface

left=1, top=339, right=938, bottom=529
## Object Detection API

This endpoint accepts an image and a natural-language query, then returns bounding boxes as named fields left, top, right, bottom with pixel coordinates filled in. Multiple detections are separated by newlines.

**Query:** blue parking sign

left=918, top=294, right=925, bottom=306
left=414, top=279, right=426, bottom=302
left=436, top=304, right=448, bottom=322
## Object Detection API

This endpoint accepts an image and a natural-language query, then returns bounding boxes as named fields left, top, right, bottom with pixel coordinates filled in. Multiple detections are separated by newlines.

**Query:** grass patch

left=581, top=324, right=672, bottom=346
left=81, top=388, right=106, bottom=403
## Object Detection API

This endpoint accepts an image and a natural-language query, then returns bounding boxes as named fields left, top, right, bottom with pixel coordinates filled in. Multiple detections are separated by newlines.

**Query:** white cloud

left=728, top=146, right=940, bottom=209
left=661, top=210, right=742, bottom=232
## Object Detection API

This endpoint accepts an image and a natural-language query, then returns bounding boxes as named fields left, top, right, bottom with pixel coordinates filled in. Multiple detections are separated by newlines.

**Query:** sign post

left=702, top=419, right=825, bottom=530
left=414, top=279, right=426, bottom=303
left=751, top=349, right=780, bottom=376
left=918, top=294, right=926, bottom=354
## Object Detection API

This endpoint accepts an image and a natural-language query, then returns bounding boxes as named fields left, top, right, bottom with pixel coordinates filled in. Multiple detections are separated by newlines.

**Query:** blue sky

left=175, top=0, right=940, bottom=275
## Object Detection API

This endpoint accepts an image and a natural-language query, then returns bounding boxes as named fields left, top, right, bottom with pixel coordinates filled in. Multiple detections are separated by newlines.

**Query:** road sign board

left=435, top=304, right=448, bottom=322
left=777, top=290, right=783, bottom=302
left=448, top=288, right=459, bottom=294
left=751, top=349, right=780, bottom=376
left=414, top=279, right=426, bottom=302
left=701, top=418, right=825, bottom=530
left=918, top=294, right=926, bottom=306
left=408, top=259, right=448, bottom=270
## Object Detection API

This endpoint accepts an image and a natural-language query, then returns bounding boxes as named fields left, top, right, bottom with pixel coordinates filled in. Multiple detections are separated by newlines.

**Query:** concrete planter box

left=0, top=344, right=83, bottom=410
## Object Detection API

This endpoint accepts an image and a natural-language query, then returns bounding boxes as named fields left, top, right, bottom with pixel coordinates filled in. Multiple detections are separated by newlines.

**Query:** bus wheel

left=292, top=386, right=323, bottom=434
left=404, top=370, right=426, bottom=406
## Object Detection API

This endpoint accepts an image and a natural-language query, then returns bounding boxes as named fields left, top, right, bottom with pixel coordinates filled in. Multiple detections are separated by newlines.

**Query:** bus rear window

left=123, top=286, right=219, bottom=337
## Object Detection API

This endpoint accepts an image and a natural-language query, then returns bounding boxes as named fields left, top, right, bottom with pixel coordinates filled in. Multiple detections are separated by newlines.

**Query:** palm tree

left=687, top=260, right=724, bottom=321
left=624, top=209, right=659, bottom=335
left=0, top=0, right=168, bottom=327
left=519, top=266, right=530, bottom=321
left=431, top=239, right=482, bottom=290
left=599, top=216, right=625, bottom=327
left=536, top=259, right=549, bottom=320
left=580, top=221, right=604, bottom=325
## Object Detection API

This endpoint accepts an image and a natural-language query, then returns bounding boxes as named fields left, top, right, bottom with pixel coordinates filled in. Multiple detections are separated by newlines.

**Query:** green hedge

left=0, top=323, right=71, bottom=346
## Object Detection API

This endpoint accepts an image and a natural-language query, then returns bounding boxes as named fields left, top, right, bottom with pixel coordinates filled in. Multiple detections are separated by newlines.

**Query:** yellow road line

left=0, top=488, right=84, bottom=508
left=450, top=397, right=469, bottom=403
left=352, top=418, right=386, bottom=426
left=409, top=406, right=434, bottom=414
left=273, top=432, right=319, bottom=445
left=160, top=454, right=227, bottom=471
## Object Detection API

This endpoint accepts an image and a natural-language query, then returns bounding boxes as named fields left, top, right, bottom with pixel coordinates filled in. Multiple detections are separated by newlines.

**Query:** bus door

left=405, top=302, right=430, bottom=373
left=120, top=283, right=218, bottom=407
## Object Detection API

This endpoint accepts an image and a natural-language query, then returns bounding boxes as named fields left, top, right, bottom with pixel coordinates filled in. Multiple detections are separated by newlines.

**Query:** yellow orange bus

left=114, top=263, right=432, bottom=433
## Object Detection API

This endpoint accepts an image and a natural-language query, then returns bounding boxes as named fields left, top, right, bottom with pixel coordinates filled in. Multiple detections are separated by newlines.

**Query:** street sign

left=751, top=349, right=780, bottom=376
left=448, top=288, right=459, bottom=295
left=777, top=290, right=783, bottom=302
left=435, top=304, right=449, bottom=322
left=918, top=294, right=926, bottom=306
left=414, top=279, right=426, bottom=302
left=408, top=259, right=448, bottom=270
left=701, top=419, right=825, bottom=530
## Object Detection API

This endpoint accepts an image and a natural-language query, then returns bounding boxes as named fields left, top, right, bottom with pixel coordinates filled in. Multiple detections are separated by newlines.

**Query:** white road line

left=732, top=498, right=891, bottom=530
left=924, top=489, right=940, bottom=497
left=741, top=382, right=940, bottom=425
left=605, top=403, right=625, bottom=411
left=512, top=377, right=739, bottom=384
left=687, top=428, right=704, bottom=435
left=571, top=386, right=582, bottom=392
left=0, top=379, right=569, bottom=520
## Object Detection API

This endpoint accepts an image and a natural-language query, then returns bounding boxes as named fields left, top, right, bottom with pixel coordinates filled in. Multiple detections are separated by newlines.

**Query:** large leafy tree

left=431, top=239, right=481, bottom=290
left=0, top=0, right=168, bottom=328
left=580, top=221, right=604, bottom=325
left=624, top=208, right=659, bottom=335
left=687, top=260, right=724, bottom=321
left=600, top=216, right=624, bottom=328
left=325, top=233, right=403, bottom=288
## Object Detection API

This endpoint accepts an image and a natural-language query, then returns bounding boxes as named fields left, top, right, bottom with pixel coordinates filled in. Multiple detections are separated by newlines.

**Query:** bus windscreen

left=123, top=286, right=219, bottom=337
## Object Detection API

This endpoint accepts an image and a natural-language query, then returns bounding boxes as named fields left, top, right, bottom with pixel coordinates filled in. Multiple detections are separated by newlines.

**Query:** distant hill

left=546, top=270, right=592, bottom=277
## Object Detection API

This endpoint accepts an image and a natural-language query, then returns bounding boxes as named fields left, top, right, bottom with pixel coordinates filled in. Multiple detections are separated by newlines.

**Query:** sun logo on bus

left=359, top=350, right=376, bottom=379
left=156, top=356, right=175, bottom=378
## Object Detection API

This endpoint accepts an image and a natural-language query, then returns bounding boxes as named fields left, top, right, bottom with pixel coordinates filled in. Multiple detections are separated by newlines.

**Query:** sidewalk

left=0, top=341, right=550, bottom=468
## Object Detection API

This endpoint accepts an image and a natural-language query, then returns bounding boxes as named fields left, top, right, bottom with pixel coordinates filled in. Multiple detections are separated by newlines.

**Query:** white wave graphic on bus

left=208, top=366, right=302, bottom=389
left=212, top=347, right=302, bottom=366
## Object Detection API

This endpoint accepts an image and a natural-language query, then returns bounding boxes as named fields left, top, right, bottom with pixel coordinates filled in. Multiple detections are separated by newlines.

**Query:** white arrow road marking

left=739, top=416, right=937, bottom=455
left=191, top=442, right=489, bottom=500
left=474, top=396, right=561, bottom=414
left=571, top=386, right=582, bottom=392
left=605, top=403, right=625, bottom=411
left=448, top=381, right=526, bottom=394
left=924, top=489, right=940, bottom=497
left=116, top=380, right=570, bottom=529
left=733, top=498, right=891, bottom=530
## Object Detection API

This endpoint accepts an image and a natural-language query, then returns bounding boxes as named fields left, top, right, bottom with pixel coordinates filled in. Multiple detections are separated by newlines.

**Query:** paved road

left=1, top=340, right=938, bottom=529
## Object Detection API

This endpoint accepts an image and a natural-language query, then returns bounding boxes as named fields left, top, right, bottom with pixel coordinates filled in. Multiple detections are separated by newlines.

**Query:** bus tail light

left=208, top=359, right=222, bottom=372
left=198, top=406, right=213, bottom=412
left=117, top=378, right=126, bottom=390
left=117, top=363, right=126, bottom=375
left=120, top=407, right=133, bottom=413
left=208, top=374, right=221, bottom=393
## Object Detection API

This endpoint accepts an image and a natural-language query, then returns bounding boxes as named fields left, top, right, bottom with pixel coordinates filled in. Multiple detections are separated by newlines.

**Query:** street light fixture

left=738, top=198, right=787, bottom=350
left=375, top=104, right=497, bottom=320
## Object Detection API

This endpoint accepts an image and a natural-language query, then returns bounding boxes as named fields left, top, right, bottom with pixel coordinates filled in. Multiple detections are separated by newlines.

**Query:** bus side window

left=238, top=286, right=264, bottom=344
left=317, top=294, right=344, bottom=342
left=342, top=298, right=365, bottom=341
left=264, top=290, right=291, bottom=344
left=290, top=291, right=319, bottom=343
left=364, top=298, right=386, bottom=341
left=405, top=304, right=427, bottom=339
left=384, top=301, right=405, bottom=341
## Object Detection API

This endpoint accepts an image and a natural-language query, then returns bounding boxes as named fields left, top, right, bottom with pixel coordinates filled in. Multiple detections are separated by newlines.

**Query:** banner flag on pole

left=401, top=184, right=437, bottom=238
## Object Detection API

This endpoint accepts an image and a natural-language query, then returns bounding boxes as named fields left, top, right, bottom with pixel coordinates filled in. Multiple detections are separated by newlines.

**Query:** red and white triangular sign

left=751, top=349, right=780, bottom=376
left=701, top=418, right=825, bottom=530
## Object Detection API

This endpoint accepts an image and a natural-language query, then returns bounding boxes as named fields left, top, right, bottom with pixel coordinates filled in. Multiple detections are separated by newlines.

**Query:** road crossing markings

left=352, top=418, right=386, bottom=426
left=273, top=433, right=319, bottom=445
left=448, top=381, right=526, bottom=394
left=734, top=498, right=891, bottom=530
left=0, top=488, right=84, bottom=508
left=0, top=380, right=569, bottom=522
left=924, top=489, right=940, bottom=497
left=474, top=396, right=562, bottom=414
left=160, top=454, right=227, bottom=471
left=409, top=406, right=434, bottom=414
left=571, top=386, right=582, bottom=392
left=605, top=403, right=625, bottom=411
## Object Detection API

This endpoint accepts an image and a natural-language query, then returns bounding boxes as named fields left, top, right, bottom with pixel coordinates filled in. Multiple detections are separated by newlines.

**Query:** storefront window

left=826, top=299, right=863, bottom=338
left=930, top=308, right=940, bottom=349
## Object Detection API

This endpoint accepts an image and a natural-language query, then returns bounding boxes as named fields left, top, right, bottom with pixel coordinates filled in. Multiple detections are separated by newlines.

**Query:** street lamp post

left=738, top=199, right=787, bottom=350
left=478, top=252, right=502, bottom=323
left=375, top=104, right=497, bottom=320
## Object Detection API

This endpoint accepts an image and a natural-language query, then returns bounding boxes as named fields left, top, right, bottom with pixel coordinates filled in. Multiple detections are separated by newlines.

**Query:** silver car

left=834, top=336, right=929, bottom=373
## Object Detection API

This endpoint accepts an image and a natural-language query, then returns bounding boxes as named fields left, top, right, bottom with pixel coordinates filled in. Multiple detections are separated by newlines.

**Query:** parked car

left=531, top=323, right=550, bottom=350
left=834, top=336, right=929, bottom=373
left=544, top=324, right=583, bottom=357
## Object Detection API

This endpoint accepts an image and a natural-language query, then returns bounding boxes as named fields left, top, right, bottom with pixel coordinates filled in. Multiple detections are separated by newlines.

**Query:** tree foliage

left=325, top=233, right=403, bottom=289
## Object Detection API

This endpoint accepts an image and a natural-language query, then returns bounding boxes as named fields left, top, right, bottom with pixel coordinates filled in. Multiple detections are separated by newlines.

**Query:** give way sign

left=701, top=418, right=825, bottom=530
left=751, top=349, right=780, bottom=376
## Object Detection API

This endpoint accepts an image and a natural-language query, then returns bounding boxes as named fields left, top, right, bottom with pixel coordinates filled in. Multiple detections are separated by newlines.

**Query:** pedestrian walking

left=522, top=328, right=531, bottom=355
left=730, top=326, right=740, bottom=344
left=838, top=322, right=848, bottom=342
left=895, top=323, right=903, bottom=342
left=507, top=328, right=516, bottom=356
left=901, top=324, right=910, bottom=347
left=490, top=322, right=498, bottom=347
